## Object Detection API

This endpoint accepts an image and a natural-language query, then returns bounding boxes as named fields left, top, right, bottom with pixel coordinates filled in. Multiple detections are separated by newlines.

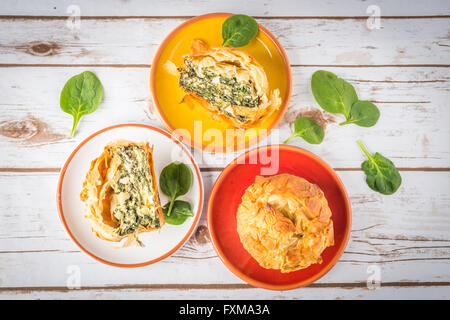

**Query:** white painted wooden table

left=0, top=0, right=449, bottom=299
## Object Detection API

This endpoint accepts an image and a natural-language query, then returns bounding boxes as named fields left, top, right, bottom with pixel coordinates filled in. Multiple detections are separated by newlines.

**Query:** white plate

left=56, top=124, right=203, bottom=267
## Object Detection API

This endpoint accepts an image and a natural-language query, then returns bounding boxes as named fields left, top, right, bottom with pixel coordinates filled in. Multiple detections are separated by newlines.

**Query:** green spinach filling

left=111, top=145, right=160, bottom=237
left=178, top=59, right=260, bottom=121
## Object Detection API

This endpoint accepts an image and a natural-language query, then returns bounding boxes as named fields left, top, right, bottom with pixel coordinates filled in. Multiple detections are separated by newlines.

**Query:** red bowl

left=207, top=144, right=352, bottom=290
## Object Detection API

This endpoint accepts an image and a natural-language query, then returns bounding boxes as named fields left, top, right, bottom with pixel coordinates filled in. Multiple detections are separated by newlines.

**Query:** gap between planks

left=1, top=281, right=450, bottom=292
left=1, top=15, right=450, bottom=21
left=1, top=64, right=450, bottom=68
left=1, top=167, right=450, bottom=173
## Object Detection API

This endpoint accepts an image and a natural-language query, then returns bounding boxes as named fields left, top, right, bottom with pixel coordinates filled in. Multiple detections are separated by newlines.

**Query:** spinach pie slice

left=165, top=39, right=281, bottom=128
left=80, top=140, right=164, bottom=246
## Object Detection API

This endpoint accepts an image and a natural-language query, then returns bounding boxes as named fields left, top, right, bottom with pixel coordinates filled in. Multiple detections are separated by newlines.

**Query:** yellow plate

left=150, top=13, right=292, bottom=153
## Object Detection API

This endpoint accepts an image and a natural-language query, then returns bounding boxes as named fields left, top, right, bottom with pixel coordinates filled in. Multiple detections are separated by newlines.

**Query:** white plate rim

left=56, top=123, right=204, bottom=268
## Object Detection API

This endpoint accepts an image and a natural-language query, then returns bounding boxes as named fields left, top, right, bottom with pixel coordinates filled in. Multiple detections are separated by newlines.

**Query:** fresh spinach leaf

left=60, top=71, right=103, bottom=137
left=222, top=14, right=259, bottom=47
left=357, top=140, right=402, bottom=195
left=311, top=70, right=357, bottom=119
left=284, top=116, right=324, bottom=144
left=159, top=161, right=193, bottom=217
left=162, top=200, right=194, bottom=225
left=340, top=100, right=380, bottom=127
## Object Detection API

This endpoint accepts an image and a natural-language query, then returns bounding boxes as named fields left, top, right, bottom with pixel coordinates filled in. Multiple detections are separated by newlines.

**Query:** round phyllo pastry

left=236, top=174, right=334, bottom=273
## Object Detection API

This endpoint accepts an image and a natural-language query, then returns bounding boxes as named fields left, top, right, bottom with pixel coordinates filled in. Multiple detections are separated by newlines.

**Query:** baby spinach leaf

left=357, top=140, right=402, bottom=195
left=162, top=200, right=194, bottom=225
left=159, top=161, right=193, bottom=217
left=340, top=100, right=380, bottom=127
left=284, top=116, right=324, bottom=144
left=60, top=71, right=103, bottom=137
left=311, top=70, right=357, bottom=120
left=222, top=14, right=259, bottom=47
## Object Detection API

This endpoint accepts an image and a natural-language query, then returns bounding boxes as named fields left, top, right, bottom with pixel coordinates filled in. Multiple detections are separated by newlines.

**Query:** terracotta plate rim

left=206, top=144, right=352, bottom=290
left=149, top=12, right=293, bottom=153
left=56, top=123, right=204, bottom=268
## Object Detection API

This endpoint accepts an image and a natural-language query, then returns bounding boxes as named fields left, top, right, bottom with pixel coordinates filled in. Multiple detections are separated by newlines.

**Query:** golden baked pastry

left=236, top=174, right=334, bottom=272
left=165, top=39, right=281, bottom=128
left=80, top=140, right=164, bottom=246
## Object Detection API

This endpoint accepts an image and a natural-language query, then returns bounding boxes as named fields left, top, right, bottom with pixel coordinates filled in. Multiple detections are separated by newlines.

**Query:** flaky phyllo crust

left=165, top=39, right=282, bottom=128
left=236, top=174, right=334, bottom=273
left=80, top=140, right=164, bottom=246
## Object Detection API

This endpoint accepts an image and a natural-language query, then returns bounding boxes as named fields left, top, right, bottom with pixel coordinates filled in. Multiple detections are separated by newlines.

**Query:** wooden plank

left=0, top=66, right=448, bottom=168
left=1, top=284, right=450, bottom=300
left=0, top=17, right=449, bottom=66
left=0, top=171, right=448, bottom=290
left=1, top=0, right=449, bottom=17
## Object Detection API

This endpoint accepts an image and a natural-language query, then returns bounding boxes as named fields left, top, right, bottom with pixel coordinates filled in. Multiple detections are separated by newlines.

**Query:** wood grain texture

left=0, top=66, right=448, bottom=168
left=1, top=0, right=449, bottom=17
left=0, top=17, right=449, bottom=66
left=0, top=171, right=448, bottom=294
left=1, top=284, right=450, bottom=300
left=0, top=2, right=449, bottom=299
